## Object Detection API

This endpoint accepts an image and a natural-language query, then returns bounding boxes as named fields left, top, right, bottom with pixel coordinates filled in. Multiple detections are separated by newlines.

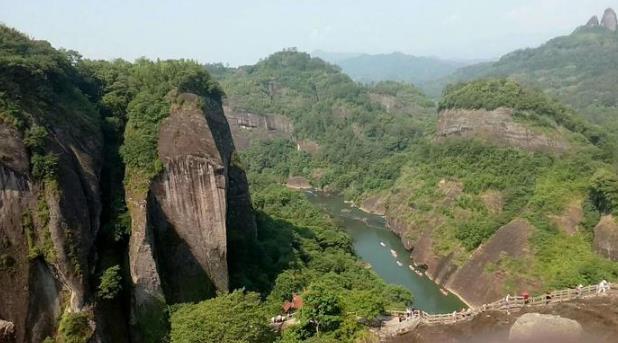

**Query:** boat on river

left=396, top=261, right=403, bottom=267
left=380, top=242, right=386, bottom=247
left=390, top=249, right=397, bottom=257
left=440, top=288, right=449, bottom=296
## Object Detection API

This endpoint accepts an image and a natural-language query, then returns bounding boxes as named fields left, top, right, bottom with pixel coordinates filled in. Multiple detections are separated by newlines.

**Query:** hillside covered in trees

left=211, top=50, right=618, bottom=307
left=0, top=26, right=412, bottom=343
left=438, top=13, right=618, bottom=133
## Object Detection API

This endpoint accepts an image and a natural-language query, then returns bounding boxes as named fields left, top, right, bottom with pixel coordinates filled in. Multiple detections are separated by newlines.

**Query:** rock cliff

left=224, top=105, right=293, bottom=149
left=0, top=91, right=103, bottom=342
left=436, top=107, right=569, bottom=153
left=128, top=93, right=256, bottom=339
left=601, top=8, right=617, bottom=31
left=593, top=215, right=618, bottom=261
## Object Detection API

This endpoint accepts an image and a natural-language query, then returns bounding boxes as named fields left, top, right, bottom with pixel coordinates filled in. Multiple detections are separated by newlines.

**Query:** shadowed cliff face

left=128, top=93, right=256, bottom=338
left=0, top=114, right=103, bottom=342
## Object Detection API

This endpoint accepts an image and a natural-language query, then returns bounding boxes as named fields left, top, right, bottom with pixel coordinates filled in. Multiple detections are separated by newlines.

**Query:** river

left=305, top=190, right=465, bottom=314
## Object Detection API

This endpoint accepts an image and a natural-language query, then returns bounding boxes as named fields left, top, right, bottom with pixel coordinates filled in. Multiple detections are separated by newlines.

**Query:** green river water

left=305, top=190, right=466, bottom=314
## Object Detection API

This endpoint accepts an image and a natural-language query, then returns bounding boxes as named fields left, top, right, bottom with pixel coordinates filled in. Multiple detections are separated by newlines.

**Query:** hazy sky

left=1, top=0, right=615, bottom=65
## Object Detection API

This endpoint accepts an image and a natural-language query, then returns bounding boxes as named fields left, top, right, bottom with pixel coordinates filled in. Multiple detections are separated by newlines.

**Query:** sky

left=0, top=0, right=615, bottom=66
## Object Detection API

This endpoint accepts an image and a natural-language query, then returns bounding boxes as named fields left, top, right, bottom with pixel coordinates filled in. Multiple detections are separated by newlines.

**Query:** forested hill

left=312, top=51, right=467, bottom=86
left=208, top=50, right=437, bottom=199
left=438, top=9, right=618, bottom=131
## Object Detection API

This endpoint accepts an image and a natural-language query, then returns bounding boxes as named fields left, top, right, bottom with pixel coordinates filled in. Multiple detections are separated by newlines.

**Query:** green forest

left=2, top=11, right=618, bottom=342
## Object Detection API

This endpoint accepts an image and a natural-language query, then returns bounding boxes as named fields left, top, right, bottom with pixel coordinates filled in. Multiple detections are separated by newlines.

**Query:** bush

left=58, top=312, right=92, bottom=343
left=97, top=265, right=122, bottom=300
left=31, top=153, right=59, bottom=180
left=170, top=291, right=274, bottom=343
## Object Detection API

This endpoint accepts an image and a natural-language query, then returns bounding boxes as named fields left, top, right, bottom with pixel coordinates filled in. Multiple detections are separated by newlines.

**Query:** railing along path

left=379, top=282, right=615, bottom=337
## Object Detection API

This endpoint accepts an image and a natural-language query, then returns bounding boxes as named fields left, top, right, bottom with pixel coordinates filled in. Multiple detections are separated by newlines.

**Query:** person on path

left=599, top=280, right=609, bottom=294
left=545, top=292, right=552, bottom=305
left=576, top=284, right=583, bottom=298
left=505, top=294, right=511, bottom=315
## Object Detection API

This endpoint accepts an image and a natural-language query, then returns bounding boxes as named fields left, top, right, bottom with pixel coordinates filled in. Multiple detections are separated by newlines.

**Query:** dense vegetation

left=439, top=79, right=616, bottom=162
left=381, top=80, right=618, bottom=291
left=172, top=173, right=412, bottom=342
left=209, top=50, right=436, bottom=199
left=441, top=25, right=618, bottom=135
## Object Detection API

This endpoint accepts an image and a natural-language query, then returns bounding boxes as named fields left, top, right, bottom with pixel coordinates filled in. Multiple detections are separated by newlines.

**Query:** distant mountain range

left=311, top=50, right=478, bottom=86
left=435, top=7, right=618, bottom=130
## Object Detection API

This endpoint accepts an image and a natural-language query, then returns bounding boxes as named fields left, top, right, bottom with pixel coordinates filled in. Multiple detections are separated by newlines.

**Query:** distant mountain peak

left=601, top=8, right=617, bottom=31
left=586, top=15, right=599, bottom=27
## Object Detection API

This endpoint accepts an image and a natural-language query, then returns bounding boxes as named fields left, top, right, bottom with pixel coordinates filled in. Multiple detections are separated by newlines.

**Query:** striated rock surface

left=601, top=8, right=617, bottom=31
left=128, top=93, right=256, bottom=337
left=224, top=105, right=293, bottom=149
left=436, top=107, right=569, bottom=153
left=509, top=313, right=582, bottom=342
left=593, top=215, right=618, bottom=261
left=0, top=113, right=102, bottom=342
left=447, top=219, right=534, bottom=307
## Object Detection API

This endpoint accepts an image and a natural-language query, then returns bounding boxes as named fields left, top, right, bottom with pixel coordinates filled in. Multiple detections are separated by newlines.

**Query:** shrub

left=97, top=265, right=122, bottom=300
left=170, top=291, right=274, bottom=343
left=31, top=153, right=59, bottom=180
left=58, top=312, right=92, bottom=343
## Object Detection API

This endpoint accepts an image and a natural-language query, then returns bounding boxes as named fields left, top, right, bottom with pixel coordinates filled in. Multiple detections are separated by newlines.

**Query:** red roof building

left=282, top=294, right=304, bottom=313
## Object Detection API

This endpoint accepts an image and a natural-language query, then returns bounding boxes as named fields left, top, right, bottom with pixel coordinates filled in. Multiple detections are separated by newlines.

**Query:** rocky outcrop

left=286, top=176, right=312, bottom=189
left=224, top=105, right=293, bottom=149
left=0, top=320, right=16, bottom=343
left=593, top=215, right=618, bottom=261
left=436, top=107, right=569, bottom=153
left=360, top=195, right=387, bottom=216
left=390, top=293, right=618, bottom=343
left=0, top=108, right=103, bottom=342
left=550, top=200, right=583, bottom=236
left=296, top=140, right=320, bottom=155
left=509, top=313, right=583, bottom=342
left=601, top=8, right=617, bottom=31
left=586, top=15, right=600, bottom=27
left=448, top=219, right=534, bottom=306
left=128, top=93, right=256, bottom=338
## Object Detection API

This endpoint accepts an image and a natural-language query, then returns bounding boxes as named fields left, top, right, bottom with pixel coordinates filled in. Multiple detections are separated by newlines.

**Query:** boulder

left=593, top=215, right=618, bottom=261
left=286, top=176, right=312, bottom=189
left=601, top=8, right=617, bottom=31
left=360, top=195, right=387, bottom=215
left=0, top=320, right=15, bottom=343
left=509, top=313, right=582, bottom=342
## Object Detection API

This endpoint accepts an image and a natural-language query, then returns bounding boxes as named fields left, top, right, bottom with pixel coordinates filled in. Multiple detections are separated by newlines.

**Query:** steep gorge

left=0, top=26, right=256, bottom=342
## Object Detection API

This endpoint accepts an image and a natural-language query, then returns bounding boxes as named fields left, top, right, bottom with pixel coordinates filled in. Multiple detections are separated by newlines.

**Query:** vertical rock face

left=447, top=219, right=534, bottom=306
left=0, top=117, right=103, bottom=342
left=128, top=93, right=256, bottom=337
left=593, top=215, right=618, bottom=261
left=436, top=108, right=569, bottom=153
left=601, top=8, right=617, bottom=31
left=223, top=105, right=293, bottom=150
